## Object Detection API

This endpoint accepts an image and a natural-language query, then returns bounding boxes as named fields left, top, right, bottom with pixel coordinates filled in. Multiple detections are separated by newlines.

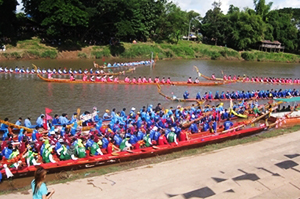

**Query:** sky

left=174, top=0, right=300, bottom=16
left=17, top=0, right=300, bottom=16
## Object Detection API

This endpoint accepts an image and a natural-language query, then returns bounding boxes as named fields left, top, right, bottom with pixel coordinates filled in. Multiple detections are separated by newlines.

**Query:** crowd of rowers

left=0, top=101, right=269, bottom=169
left=0, top=60, right=153, bottom=75
left=215, top=74, right=300, bottom=84
left=182, top=88, right=300, bottom=100
left=67, top=75, right=204, bottom=83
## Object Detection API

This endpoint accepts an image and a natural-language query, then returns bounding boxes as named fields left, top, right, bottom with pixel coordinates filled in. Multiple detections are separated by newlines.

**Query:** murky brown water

left=0, top=59, right=299, bottom=121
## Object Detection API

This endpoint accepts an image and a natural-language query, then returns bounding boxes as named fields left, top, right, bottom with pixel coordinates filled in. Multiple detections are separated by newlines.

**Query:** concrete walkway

left=3, top=131, right=300, bottom=199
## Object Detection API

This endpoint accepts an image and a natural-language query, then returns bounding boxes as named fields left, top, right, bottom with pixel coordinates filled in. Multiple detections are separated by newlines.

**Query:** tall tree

left=22, top=0, right=88, bottom=37
left=0, top=0, right=18, bottom=38
left=201, top=1, right=226, bottom=45
left=253, top=0, right=273, bottom=21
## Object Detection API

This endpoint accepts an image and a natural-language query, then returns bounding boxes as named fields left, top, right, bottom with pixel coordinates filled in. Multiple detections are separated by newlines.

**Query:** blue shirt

left=31, top=180, right=47, bottom=199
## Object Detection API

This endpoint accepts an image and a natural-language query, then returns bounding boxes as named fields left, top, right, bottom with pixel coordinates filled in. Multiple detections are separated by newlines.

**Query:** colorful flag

left=46, top=114, right=52, bottom=120
left=45, top=107, right=52, bottom=114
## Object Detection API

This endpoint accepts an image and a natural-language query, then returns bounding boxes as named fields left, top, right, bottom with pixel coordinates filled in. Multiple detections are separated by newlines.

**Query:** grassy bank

left=2, top=125, right=300, bottom=195
left=1, top=37, right=300, bottom=63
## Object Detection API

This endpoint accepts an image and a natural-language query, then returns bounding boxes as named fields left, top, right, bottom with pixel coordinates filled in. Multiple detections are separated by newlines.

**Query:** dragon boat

left=0, top=102, right=281, bottom=180
left=0, top=124, right=268, bottom=179
left=195, top=67, right=300, bottom=85
left=34, top=68, right=224, bottom=87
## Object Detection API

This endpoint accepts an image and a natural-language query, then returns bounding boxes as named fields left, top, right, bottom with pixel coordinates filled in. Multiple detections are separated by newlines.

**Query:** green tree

left=0, top=0, right=18, bottom=38
left=266, top=10, right=298, bottom=50
left=253, top=0, right=273, bottom=21
left=227, top=9, right=265, bottom=50
left=201, top=1, right=227, bottom=45
left=22, top=0, right=88, bottom=37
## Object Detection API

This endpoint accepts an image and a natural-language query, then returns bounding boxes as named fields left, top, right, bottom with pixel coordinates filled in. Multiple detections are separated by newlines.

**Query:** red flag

left=46, top=114, right=52, bottom=120
left=43, top=118, right=48, bottom=130
left=45, top=107, right=52, bottom=114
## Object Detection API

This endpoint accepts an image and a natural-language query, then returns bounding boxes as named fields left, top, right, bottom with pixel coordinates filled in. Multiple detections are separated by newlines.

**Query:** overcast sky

left=17, top=0, right=300, bottom=17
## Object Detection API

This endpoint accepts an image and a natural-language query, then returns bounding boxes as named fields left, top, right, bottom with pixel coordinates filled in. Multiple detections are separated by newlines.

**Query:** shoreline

left=1, top=38, right=299, bottom=63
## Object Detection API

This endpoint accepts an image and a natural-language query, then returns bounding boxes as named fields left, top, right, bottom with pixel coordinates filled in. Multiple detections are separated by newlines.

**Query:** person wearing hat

left=143, top=131, right=152, bottom=147
left=42, top=143, right=56, bottom=163
left=183, top=91, right=189, bottom=99
left=75, top=139, right=86, bottom=158
left=119, top=135, right=132, bottom=151
left=24, top=146, right=41, bottom=166
left=103, top=110, right=111, bottom=120
left=167, top=127, right=178, bottom=145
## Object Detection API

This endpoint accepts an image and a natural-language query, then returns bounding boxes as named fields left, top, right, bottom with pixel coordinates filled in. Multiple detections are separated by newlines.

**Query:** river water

left=0, top=59, right=299, bottom=191
left=0, top=59, right=299, bottom=123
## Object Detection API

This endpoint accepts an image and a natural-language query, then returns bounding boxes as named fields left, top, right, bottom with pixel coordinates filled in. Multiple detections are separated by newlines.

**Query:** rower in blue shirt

left=36, top=114, right=45, bottom=128
left=202, top=121, right=210, bottom=132
left=183, top=91, right=189, bottom=99
left=224, top=118, right=233, bottom=130
left=214, top=91, right=219, bottom=99
left=196, top=92, right=201, bottom=100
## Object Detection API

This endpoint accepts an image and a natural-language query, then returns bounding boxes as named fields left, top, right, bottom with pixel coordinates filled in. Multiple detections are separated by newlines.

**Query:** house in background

left=259, top=40, right=285, bottom=52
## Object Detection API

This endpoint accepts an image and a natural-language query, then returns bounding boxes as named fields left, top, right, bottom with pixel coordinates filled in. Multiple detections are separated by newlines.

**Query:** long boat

left=196, top=68, right=300, bottom=85
left=0, top=124, right=267, bottom=179
left=35, top=70, right=224, bottom=87
left=156, top=84, right=275, bottom=103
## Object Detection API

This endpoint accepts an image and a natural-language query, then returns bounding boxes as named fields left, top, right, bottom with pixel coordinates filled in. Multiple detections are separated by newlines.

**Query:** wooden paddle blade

left=77, top=108, right=80, bottom=116
left=152, top=146, right=160, bottom=149
left=111, top=152, right=119, bottom=156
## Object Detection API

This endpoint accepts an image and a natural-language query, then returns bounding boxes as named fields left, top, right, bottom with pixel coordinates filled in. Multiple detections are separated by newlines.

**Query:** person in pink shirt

left=95, top=75, right=101, bottom=82
left=48, top=72, right=53, bottom=79
left=166, top=77, right=171, bottom=84
left=137, top=77, right=142, bottom=83
left=161, top=77, right=166, bottom=84
left=114, top=77, right=119, bottom=82
left=228, top=75, right=232, bottom=80
left=82, top=74, right=88, bottom=81
left=232, top=75, right=237, bottom=81
left=132, top=77, right=137, bottom=84
left=101, top=75, right=107, bottom=82
left=148, top=77, right=153, bottom=83
left=142, top=76, right=148, bottom=83
left=154, top=77, right=160, bottom=83
left=211, top=74, right=216, bottom=79
left=124, top=76, right=130, bottom=83
left=107, top=76, right=113, bottom=82
left=223, top=75, right=227, bottom=81
left=187, top=77, right=192, bottom=83
left=70, top=73, right=75, bottom=81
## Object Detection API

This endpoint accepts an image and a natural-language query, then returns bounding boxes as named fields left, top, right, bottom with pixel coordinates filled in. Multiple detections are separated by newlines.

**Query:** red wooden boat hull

left=0, top=126, right=265, bottom=179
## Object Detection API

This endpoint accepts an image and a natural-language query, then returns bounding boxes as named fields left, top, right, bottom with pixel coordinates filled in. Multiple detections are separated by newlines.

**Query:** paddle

left=0, top=119, right=33, bottom=133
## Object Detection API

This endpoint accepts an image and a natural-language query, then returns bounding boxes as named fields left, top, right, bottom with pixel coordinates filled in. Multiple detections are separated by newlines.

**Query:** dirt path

left=3, top=130, right=300, bottom=199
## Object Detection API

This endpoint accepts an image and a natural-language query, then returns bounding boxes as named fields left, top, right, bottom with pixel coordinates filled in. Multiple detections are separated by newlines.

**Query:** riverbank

left=3, top=126, right=300, bottom=198
left=1, top=37, right=300, bottom=63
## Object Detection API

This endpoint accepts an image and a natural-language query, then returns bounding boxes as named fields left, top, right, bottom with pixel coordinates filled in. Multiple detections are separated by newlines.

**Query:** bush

left=210, top=52, right=221, bottom=60
left=27, top=50, right=40, bottom=57
left=41, top=50, right=57, bottom=59
left=78, top=52, right=87, bottom=59
left=241, top=52, right=255, bottom=61
left=10, top=52, right=22, bottom=59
